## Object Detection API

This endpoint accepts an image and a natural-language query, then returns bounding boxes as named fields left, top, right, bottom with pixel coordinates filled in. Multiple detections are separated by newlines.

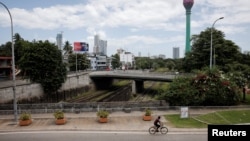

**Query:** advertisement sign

left=180, top=106, right=189, bottom=118
left=74, top=42, right=89, bottom=52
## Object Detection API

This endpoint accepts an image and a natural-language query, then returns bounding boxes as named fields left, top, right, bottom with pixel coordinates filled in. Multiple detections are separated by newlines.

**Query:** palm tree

left=63, top=41, right=73, bottom=55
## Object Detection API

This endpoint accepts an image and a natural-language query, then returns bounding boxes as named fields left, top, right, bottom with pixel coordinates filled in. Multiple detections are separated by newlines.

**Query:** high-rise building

left=56, top=33, right=63, bottom=51
left=93, top=34, right=107, bottom=55
left=183, top=0, right=194, bottom=53
left=93, top=34, right=99, bottom=54
left=173, top=47, right=180, bottom=59
left=99, top=40, right=107, bottom=55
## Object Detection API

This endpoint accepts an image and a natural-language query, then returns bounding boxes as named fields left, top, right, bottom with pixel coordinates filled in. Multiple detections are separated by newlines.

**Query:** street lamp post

left=210, top=17, right=224, bottom=69
left=75, top=52, right=77, bottom=74
left=0, top=2, right=18, bottom=122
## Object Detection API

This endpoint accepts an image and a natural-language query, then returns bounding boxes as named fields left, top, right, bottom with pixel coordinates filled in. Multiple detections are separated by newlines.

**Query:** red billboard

left=74, top=42, right=89, bottom=52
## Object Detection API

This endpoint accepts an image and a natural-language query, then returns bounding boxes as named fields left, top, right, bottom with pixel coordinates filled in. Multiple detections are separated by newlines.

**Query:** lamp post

left=210, top=17, right=224, bottom=69
left=75, top=52, right=77, bottom=74
left=0, top=2, right=18, bottom=122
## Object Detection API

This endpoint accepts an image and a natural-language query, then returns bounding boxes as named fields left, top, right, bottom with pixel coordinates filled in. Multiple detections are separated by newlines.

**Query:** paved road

left=0, top=131, right=207, bottom=141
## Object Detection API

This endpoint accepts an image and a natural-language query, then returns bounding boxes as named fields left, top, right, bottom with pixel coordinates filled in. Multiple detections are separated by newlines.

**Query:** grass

left=113, top=80, right=131, bottom=86
left=165, top=114, right=207, bottom=128
left=164, top=110, right=250, bottom=128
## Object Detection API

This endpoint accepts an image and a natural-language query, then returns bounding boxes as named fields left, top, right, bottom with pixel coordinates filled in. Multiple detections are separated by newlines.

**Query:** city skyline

left=1, top=0, right=250, bottom=58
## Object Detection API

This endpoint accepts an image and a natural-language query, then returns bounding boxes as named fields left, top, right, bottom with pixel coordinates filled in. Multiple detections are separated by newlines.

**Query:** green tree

left=159, top=67, right=241, bottom=106
left=68, top=53, right=89, bottom=71
left=63, top=41, right=73, bottom=54
left=0, top=42, right=11, bottom=56
left=226, top=71, right=248, bottom=101
left=111, top=53, right=121, bottom=69
left=182, top=28, right=242, bottom=73
left=18, top=40, right=67, bottom=96
left=13, top=33, right=31, bottom=66
left=173, top=58, right=184, bottom=72
left=77, top=53, right=89, bottom=70
left=165, top=59, right=175, bottom=71
left=135, top=57, right=150, bottom=70
left=238, top=54, right=250, bottom=83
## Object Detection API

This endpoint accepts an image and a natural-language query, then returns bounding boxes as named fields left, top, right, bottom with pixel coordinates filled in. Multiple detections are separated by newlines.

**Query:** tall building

left=93, top=34, right=100, bottom=54
left=56, top=33, right=63, bottom=51
left=173, top=47, right=180, bottom=59
left=99, top=40, right=107, bottom=55
left=183, top=0, right=194, bottom=53
left=93, top=34, right=107, bottom=55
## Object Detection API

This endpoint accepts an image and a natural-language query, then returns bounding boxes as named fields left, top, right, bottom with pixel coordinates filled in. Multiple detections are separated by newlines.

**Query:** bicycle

left=148, top=122, right=168, bottom=135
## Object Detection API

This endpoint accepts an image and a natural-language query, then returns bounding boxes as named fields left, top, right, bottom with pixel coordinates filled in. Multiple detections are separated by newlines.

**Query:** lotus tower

left=183, top=0, right=194, bottom=53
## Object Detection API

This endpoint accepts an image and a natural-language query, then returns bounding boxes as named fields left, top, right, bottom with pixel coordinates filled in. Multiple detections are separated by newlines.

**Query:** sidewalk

left=0, top=110, right=209, bottom=133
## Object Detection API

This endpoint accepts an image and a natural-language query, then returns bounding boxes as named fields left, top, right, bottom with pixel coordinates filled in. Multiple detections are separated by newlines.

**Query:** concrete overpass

left=89, top=70, right=181, bottom=93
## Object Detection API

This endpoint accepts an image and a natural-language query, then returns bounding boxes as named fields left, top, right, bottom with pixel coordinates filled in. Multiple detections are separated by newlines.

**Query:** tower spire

left=183, top=0, right=194, bottom=53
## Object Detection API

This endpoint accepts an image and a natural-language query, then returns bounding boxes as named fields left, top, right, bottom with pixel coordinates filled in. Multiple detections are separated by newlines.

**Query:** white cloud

left=1, top=0, right=249, bottom=32
left=1, top=0, right=186, bottom=31
left=1, top=0, right=250, bottom=57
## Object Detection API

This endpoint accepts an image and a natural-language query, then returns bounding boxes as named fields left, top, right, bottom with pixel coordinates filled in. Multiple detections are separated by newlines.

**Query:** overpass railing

left=0, top=101, right=249, bottom=115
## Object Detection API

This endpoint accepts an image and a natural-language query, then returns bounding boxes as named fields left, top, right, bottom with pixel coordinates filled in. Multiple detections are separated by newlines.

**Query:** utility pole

left=0, top=2, right=18, bottom=123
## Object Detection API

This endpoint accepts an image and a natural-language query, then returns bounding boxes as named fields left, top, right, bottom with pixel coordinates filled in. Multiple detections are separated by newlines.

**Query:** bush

left=144, top=108, right=152, bottom=116
left=19, top=112, right=31, bottom=121
left=159, top=68, right=241, bottom=106
left=97, top=110, right=109, bottom=118
left=54, top=110, right=64, bottom=119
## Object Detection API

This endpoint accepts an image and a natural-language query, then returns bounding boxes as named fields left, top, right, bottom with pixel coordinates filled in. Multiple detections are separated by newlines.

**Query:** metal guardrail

left=0, top=101, right=168, bottom=114
left=1, top=102, right=249, bottom=115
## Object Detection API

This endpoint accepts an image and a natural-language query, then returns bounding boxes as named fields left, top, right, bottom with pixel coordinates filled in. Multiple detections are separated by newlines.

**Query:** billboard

left=74, top=42, right=89, bottom=52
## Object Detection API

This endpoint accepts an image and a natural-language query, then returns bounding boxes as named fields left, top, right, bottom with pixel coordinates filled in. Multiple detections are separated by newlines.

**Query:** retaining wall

left=0, top=72, right=90, bottom=104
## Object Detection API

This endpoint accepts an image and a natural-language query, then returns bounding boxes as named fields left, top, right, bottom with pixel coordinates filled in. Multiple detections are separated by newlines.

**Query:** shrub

left=144, top=108, right=152, bottom=116
left=19, top=112, right=31, bottom=121
left=159, top=68, right=241, bottom=106
left=54, top=110, right=64, bottom=119
left=97, top=110, right=109, bottom=118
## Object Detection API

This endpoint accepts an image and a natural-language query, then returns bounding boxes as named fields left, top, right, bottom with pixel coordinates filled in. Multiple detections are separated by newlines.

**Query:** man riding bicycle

left=154, top=116, right=161, bottom=132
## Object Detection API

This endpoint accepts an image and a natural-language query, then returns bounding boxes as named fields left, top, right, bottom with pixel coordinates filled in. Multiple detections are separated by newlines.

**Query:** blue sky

left=0, top=0, right=250, bottom=58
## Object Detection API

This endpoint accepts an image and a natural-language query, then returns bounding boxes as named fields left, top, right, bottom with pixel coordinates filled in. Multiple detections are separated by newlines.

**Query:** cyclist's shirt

left=154, top=118, right=160, bottom=125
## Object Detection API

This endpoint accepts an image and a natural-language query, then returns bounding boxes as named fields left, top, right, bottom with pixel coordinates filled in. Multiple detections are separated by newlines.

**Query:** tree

left=182, top=28, right=242, bottom=73
left=225, top=70, right=248, bottom=101
left=14, top=33, right=30, bottom=66
left=18, top=40, right=67, bottom=96
left=63, top=41, right=73, bottom=54
left=165, top=59, right=175, bottom=71
left=111, top=54, right=121, bottom=69
left=135, top=57, right=150, bottom=70
left=0, top=42, right=11, bottom=56
left=77, top=53, right=90, bottom=70
left=158, top=67, right=241, bottom=106
left=68, top=53, right=89, bottom=71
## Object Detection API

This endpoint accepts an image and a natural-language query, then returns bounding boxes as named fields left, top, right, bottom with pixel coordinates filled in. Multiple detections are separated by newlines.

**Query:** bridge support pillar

left=132, top=80, right=144, bottom=94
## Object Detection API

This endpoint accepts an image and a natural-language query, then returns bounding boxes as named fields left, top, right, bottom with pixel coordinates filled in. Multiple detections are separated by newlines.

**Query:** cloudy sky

left=0, top=0, right=250, bottom=58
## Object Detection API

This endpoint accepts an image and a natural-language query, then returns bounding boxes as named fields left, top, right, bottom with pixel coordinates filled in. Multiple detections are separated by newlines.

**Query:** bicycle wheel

left=160, top=127, right=168, bottom=134
left=149, top=127, right=156, bottom=134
